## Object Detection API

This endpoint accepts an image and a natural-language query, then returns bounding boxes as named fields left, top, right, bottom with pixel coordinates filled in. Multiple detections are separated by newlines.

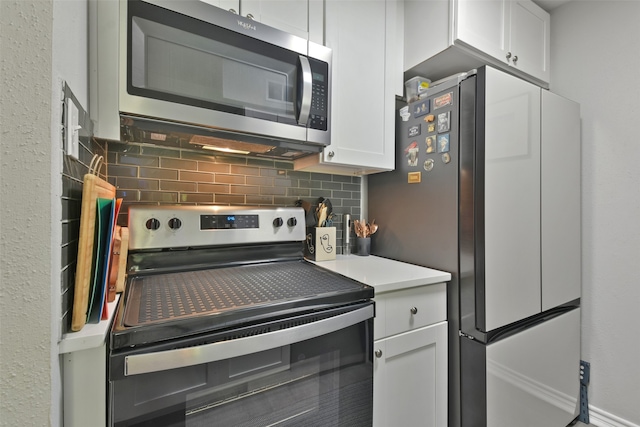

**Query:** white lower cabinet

left=373, top=284, right=448, bottom=427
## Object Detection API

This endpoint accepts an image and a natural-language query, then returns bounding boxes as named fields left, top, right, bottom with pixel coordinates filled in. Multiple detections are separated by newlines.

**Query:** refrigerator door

left=485, top=308, right=581, bottom=426
left=480, top=67, right=542, bottom=332
left=541, top=91, right=581, bottom=310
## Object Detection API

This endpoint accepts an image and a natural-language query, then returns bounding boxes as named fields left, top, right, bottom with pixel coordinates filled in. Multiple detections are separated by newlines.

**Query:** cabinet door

left=240, top=0, right=310, bottom=40
left=455, top=0, right=509, bottom=65
left=322, top=0, right=395, bottom=171
left=199, top=0, right=239, bottom=13
left=373, top=322, right=448, bottom=427
left=509, top=1, right=550, bottom=83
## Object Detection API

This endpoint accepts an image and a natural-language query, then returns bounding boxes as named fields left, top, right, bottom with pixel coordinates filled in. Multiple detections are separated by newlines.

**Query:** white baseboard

left=586, top=405, right=639, bottom=427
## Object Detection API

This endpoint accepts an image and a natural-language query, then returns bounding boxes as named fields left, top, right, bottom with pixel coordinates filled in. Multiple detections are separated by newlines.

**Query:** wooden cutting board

left=71, top=174, right=116, bottom=332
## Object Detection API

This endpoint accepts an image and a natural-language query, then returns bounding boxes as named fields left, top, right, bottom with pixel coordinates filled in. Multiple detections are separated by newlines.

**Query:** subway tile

left=180, top=193, right=214, bottom=203
left=229, top=165, right=260, bottom=176
left=332, top=190, right=352, bottom=199
left=286, top=170, right=311, bottom=180
left=213, top=155, right=247, bottom=165
left=107, top=176, right=117, bottom=186
left=61, top=221, right=80, bottom=247
left=107, top=141, right=140, bottom=154
left=181, top=150, right=218, bottom=162
left=310, top=172, right=332, bottom=181
left=231, top=185, right=260, bottom=195
left=215, top=194, right=246, bottom=204
left=310, top=189, right=332, bottom=199
left=180, top=170, right=214, bottom=182
left=247, top=158, right=275, bottom=168
left=161, top=158, right=198, bottom=171
left=287, top=188, right=311, bottom=197
left=274, top=161, right=293, bottom=170
left=298, top=179, right=321, bottom=189
left=342, top=199, right=360, bottom=207
left=198, top=162, right=229, bottom=173
left=139, top=191, right=178, bottom=203
left=260, top=186, right=287, bottom=196
left=321, top=181, right=342, bottom=190
left=142, top=146, right=180, bottom=158
left=274, top=178, right=294, bottom=188
left=160, top=180, right=197, bottom=192
left=246, top=195, right=274, bottom=205
left=259, top=168, right=280, bottom=177
left=198, top=183, right=230, bottom=193
left=118, top=154, right=159, bottom=167
left=116, top=189, right=140, bottom=201
left=274, top=196, right=298, bottom=206
left=110, top=164, right=138, bottom=178
left=246, top=176, right=274, bottom=186
left=117, top=177, right=159, bottom=190
left=61, top=198, right=81, bottom=221
left=342, top=183, right=360, bottom=192
left=215, top=174, right=245, bottom=184
left=106, top=151, right=117, bottom=165
left=332, top=175, right=352, bottom=183
left=62, top=175, right=83, bottom=199
left=139, top=167, right=179, bottom=180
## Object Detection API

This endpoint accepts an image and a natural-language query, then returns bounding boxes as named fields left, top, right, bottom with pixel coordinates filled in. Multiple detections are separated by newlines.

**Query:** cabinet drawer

left=374, top=283, right=446, bottom=340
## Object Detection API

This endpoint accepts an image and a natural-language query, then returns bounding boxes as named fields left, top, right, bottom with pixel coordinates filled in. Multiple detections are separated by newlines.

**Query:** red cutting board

left=71, top=174, right=116, bottom=332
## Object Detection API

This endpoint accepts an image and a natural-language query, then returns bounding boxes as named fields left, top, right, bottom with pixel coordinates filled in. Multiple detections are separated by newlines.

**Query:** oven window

left=110, top=319, right=373, bottom=426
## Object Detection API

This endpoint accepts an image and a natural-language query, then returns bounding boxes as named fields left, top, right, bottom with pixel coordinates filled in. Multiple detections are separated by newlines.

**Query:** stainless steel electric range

left=109, top=205, right=374, bottom=427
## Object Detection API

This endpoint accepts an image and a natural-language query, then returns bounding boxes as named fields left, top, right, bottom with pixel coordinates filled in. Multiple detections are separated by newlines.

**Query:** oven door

left=109, top=303, right=373, bottom=426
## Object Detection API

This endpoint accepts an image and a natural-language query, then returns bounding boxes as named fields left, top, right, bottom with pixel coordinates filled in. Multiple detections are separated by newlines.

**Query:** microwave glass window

left=130, top=14, right=299, bottom=124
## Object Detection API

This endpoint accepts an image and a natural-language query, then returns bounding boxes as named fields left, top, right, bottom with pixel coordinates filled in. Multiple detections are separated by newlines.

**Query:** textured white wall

left=0, top=1, right=55, bottom=425
left=550, top=2, right=640, bottom=424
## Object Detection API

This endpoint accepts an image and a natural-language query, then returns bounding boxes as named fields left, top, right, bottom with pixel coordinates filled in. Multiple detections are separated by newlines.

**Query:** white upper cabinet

left=203, top=0, right=323, bottom=44
left=507, top=1, right=550, bottom=82
left=294, top=0, right=402, bottom=175
left=405, top=0, right=550, bottom=87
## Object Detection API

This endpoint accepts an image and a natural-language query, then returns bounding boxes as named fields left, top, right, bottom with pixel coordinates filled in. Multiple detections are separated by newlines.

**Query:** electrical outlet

left=65, top=98, right=80, bottom=159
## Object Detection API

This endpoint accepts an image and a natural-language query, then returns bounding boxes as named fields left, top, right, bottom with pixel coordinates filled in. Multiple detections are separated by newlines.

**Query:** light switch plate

left=65, top=98, right=79, bottom=159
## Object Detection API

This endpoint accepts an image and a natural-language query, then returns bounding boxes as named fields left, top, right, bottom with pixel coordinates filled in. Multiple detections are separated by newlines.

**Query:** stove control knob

left=287, top=217, right=297, bottom=227
left=145, top=218, right=161, bottom=230
left=168, top=218, right=182, bottom=230
left=273, top=217, right=284, bottom=227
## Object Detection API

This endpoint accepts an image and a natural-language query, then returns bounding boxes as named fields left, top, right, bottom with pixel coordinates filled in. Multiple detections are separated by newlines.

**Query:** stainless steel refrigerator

left=368, top=66, right=581, bottom=427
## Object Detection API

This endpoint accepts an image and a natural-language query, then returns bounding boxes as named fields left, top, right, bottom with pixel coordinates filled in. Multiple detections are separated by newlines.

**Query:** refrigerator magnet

left=412, top=100, right=430, bottom=118
left=437, top=111, right=451, bottom=133
left=442, top=153, right=451, bottom=164
left=427, top=123, right=436, bottom=133
left=408, top=124, right=421, bottom=138
left=434, top=91, right=453, bottom=110
left=424, top=114, right=435, bottom=123
left=404, top=141, right=419, bottom=167
left=423, top=158, right=435, bottom=171
left=438, top=134, right=450, bottom=153
left=407, top=171, right=422, bottom=184
left=425, top=136, right=436, bottom=154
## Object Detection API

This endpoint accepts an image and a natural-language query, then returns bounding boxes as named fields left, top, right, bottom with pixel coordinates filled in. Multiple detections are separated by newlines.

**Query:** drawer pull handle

left=375, top=349, right=383, bottom=358
left=410, top=307, right=418, bottom=315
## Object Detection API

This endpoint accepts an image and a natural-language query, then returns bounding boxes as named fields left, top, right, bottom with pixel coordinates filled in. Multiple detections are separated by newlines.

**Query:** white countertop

left=58, top=294, right=120, bottom=354
left=311, top=255, right=451, bottom=294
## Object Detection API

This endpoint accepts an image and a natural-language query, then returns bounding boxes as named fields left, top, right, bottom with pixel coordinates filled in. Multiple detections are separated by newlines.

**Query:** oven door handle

left=124, top=304, right=373, bottom=376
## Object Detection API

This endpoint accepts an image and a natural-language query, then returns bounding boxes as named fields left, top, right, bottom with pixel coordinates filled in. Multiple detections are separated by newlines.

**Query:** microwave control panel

left=309, top=59, right=329, bottom=131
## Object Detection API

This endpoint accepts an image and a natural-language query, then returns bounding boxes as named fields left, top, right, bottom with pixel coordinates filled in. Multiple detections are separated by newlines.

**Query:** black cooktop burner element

left=124, top=260, right=371, bottom=327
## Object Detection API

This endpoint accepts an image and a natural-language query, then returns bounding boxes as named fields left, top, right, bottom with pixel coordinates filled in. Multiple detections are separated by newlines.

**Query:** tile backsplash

left=106, top=140, right=361, bottom=251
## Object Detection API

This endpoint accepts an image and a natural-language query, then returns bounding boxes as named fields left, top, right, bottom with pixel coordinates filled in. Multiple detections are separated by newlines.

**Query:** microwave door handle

left=124, top=304, right=373, bottom=376
left=297, top=55, right=312, bottom=126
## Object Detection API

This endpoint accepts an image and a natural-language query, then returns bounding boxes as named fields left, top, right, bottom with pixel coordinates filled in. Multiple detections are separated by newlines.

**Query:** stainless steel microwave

left=90, top=0, right=331, bottom=159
